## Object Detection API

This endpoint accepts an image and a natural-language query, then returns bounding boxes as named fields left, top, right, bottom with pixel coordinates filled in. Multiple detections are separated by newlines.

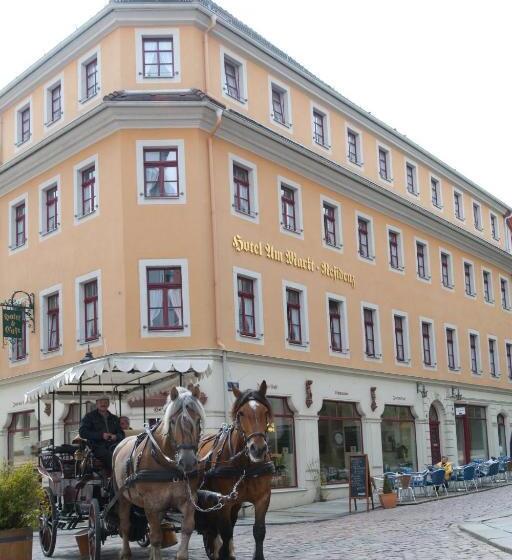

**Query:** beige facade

left=0, top=0, right=511, bottom=507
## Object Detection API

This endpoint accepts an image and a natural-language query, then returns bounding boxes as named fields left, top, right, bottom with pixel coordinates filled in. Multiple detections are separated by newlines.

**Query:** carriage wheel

left=88, top=499, right=102, bottom=560
left=39, top=487, right=58, bottom=557
left=137, top=527, right=150, bottom=548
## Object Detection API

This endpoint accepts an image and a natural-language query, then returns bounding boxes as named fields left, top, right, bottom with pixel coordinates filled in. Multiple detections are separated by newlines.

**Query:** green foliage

left=382, top=474, right=393, bottom=494
left=0, top=463, right=43, bottom=530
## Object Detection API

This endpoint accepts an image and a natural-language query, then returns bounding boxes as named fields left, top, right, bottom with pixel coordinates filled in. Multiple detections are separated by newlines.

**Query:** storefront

left=267, top=396, right=297, bottom=489
left=318, top=401, right=363, bottom=484
left=7, top=410, right=38, bottom=466
left=497, top=413, right=507, bottom=457
left=381, top=405, right=417, bottom=472
left=455, top=405, right=488, bottom=464
left=429, top=405, right=441, bottom=464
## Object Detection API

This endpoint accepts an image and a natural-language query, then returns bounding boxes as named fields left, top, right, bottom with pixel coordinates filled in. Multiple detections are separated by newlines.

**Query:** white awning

left=24, top=354, right=213, bottom=403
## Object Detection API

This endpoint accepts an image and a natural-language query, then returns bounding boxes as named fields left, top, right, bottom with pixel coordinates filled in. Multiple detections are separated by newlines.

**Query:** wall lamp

left=416, top=382, right=428, bottom=398
left=450, top=386, right=463, bottom=400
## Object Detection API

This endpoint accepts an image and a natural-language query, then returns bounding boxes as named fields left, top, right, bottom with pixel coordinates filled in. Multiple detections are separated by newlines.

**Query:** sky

left=1, top=0, right=511, bottom=207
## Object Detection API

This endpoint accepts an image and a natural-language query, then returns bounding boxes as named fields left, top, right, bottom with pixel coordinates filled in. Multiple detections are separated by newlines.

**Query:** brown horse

left=196, top=380, right=274, bottom=560
left=112, top=384, right=205, bottom=560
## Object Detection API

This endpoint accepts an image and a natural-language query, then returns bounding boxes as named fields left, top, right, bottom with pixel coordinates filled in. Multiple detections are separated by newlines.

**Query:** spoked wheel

left=39, top=487, right=58, bottom=557
left=137, top=527, right=150, bottom=548
left=88, top=498, right=102, bottom=560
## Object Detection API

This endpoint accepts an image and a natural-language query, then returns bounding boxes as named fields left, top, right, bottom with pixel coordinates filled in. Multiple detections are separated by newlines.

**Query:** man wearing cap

left=79, top=395, right=124, bottom=472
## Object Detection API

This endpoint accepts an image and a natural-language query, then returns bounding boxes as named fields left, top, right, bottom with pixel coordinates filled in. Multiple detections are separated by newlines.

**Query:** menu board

left=348, top=453, right=372, bottom=512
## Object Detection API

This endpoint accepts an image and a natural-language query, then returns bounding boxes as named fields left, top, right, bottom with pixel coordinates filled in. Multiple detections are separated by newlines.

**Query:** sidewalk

left=460, top=509, right=512, bottom=553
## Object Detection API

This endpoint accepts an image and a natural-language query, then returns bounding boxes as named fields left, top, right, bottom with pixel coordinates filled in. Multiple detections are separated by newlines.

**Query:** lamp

left=450, top=386, right=463, bottom=400
left=416, top=382, right=428, bottom=398
left=80, top=345, right=94, bottom=363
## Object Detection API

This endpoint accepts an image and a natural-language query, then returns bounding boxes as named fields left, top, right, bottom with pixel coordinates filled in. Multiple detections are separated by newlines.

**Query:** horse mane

left=163, top=386, right=206, bottom=436
left=231, top=390, right=274, bottom=421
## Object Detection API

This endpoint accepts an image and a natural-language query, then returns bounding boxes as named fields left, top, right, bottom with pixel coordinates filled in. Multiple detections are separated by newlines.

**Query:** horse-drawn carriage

left=24, top=354, right=275, bottom=560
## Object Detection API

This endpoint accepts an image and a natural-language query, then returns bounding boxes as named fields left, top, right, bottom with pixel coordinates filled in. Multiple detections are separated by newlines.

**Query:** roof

left=103, top=88, right=222, bottom=104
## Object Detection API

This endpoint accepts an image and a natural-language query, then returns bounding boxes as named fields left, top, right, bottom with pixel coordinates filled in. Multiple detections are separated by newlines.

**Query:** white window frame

left=444, top=323, right=461, bottom=372
left=356, top=211, right=376, bottom=265
left=453, top=188, right=465, bottom=222
left=268, top=76, right=292, bottom=131
left=463, top=259, right=477, bottom=299
left=43, top=74, right=64, bottom=131
left=229, top=154, right=259, bottom=222
left=278, top=176, right=304, bottom=239
left=233, top=267, right=264, bottom=345
left=136, top=139, right=187, bottom=205
left=414, top=237, right=431, bottom=283
left=282, top=280, right=309, bottom=352
left=376, top=142, right=393, bottom=184
left=310, top=102, right=331, bottom=151
left=326, top=293, right=350, bottom=358
left=468, top=329, right=482, bottom=375
left=482, top=268, right=495, bottom=306
left=404, top=160, right=419, bottom=197
left=430, top=174, right=443, bottom=211
left=8, top=311, right=30, bottom=367
left=135, top=28, right=181, bottom=84
left=472, top=200, right=483, bottom=232
left=345, top=123, right=364, bottom=169
left=77, top=46, right=101, bottom=107
left=73, top=154, right=100, bottom=224
left=38, top=176, right=61, bottom=240
left=490, top=211, right=500, bottom=242
left=419, top=317, right=437, bottom=371
left=505, top=339, right=512, bottom=380
left=500, top=275, right=511, bottom=312
left=8, top=193, right=29, bottom=254
left=439, top=248, right=455, bottom=291
left=75, top=270, right=103, bottom=349
left=39, top=284, right=63, bottom=358
left=392, top=310, right=411, bottom=367
left=360, top=301, right=382, bottom=363
left=220, top=47, right=248, bottom=108
left=138, top=258, right=191, bottom=338
left=320, top=195, right=343, bottom=252
left=488, top=335, right=500, bottom=378
left=14, top=96, right=33, bottom=149
left=386, top=225, right=405, bottom=274
left=504, top=217, right=512, bottom=254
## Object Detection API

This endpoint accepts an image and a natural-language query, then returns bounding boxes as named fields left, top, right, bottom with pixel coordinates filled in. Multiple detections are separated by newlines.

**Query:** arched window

left=498, top=414, right=507, bottom=457
left=381, top=405, right=417, bottom=472
left=267, top=397, right=296, bottom=489
left=429, top=405, right=441, bottom=464
left=64, top=402, right=94, bottom=443
left=8, top=411, right=38, bottom=465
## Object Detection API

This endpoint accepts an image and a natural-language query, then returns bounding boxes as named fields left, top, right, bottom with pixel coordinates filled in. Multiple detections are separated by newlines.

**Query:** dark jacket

left=79, top=409, right=124, bottom=447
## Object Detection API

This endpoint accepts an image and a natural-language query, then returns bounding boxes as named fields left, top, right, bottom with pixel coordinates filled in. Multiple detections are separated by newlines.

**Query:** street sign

left=2, top=307, right=24, bottom=339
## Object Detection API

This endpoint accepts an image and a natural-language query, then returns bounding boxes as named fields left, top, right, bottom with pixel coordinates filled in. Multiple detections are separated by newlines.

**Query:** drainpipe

left=207, top=108, right=230, bottom=421
left=203, top=15, right=217, bottom=95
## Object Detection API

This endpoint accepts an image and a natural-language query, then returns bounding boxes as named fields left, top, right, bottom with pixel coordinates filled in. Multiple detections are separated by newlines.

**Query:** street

left=33, top=485, right=512, bottom=559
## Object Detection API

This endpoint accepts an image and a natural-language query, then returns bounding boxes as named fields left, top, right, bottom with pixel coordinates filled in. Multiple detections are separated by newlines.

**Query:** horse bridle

left=234, top=398, right=271, bottom=447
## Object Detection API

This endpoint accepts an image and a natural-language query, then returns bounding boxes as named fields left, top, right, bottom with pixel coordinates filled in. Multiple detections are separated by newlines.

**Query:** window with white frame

left=490, top=213, right=500, bottom=241
left=405, top=162, right=418, bottom=195
left=233, top=268, right=263, bottom=343
left=357, top=214, right=375, bottom=261
left=421, top=319, right=436, bottom=368
left=221, top=49, right=247, bottom=104
left=75, top=271, right=102, bottom=346
left=327, top=295, right=349, bottom=355
left=136, top=29, right=181, bottom=82
left=15, top=99, right=32, bottom=146
left=78, top=48, right=100, bottom=104
left=453, top=190, right=464, bottom=220
left=445, top=326, right=460, bottom=371
left=377, top=146, right=392, bottom=181
left=230, top=156, right=258, bottom=220
left=10, top=314, right=28, bottom=363
left=482, top=270, right=494, bottom=304
left=138, top=259, right=190, bottom=338
left=283, top=282, right=309, bottom=349
left=9, top=198, right=27, bottom=250
left=473, top=202, right=483, bottom=231
left=74, top=156, right=99, bottom=221
left=279, top=179, right=302, bottom=236
left=39, top=178, right=60, bottom=238
left=463, top=261, right=476, bottom=297
left=312, top=106, right=330, bottom=149
left=387, top=226, right=404, bottom=272
left=488, top=337, right=500, bottom=377
left=415, top=240, right=430, bottom=280
left=269, top=79, right=291, bottom=128
left=431, top=177, right=442, bottom=209
left=469, top=331, right=482, bottom=374
left=322, top=198, right=342, bottom=250
left=362, top=304, right=381, bottom=359
left=440, top=250, right=454, bottom=289
left=44, top=77, right=63, bottom=127
left=393, top=312, right=410, bottom=364
left=346, top=127, right=363, bottom=166
left=501, top=277, right=511, bottom=310
left=40, top=287, right=62, bottom=355
left=506, top=342, right=512, bottom=379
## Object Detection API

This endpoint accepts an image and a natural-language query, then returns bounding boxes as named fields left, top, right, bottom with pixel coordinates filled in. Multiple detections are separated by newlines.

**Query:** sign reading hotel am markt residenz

left=2, top=307, right=24, bottom=339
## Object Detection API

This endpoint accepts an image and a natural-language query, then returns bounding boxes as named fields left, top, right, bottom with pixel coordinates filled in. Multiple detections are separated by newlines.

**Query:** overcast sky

left=1, top=0, right=511, bottom=207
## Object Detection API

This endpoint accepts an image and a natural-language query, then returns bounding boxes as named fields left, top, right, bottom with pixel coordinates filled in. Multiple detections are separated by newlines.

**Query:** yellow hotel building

left=1, top=0, right=511, bottom=508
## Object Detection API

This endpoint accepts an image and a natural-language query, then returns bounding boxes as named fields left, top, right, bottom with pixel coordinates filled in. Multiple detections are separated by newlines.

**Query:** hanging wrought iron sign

left=1, top=291, right=35, bottom=345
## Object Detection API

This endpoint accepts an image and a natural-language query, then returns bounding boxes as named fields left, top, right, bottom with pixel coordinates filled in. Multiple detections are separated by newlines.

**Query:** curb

left=459, top=522, right=512, bottom=555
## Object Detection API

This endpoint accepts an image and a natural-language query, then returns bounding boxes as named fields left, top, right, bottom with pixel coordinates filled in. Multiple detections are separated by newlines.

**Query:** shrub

left=0, top=463, right=43, bottom=530
left=382, top=474, right=394, bottom=494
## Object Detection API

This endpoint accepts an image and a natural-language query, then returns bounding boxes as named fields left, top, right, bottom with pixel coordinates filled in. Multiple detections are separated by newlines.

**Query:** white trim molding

left=73, top=154, right=100, bottom=225
left=361, top=301, right=382, bottom=363
left=135, top=28, right=181, bottom=85
left=355, top=210, right=376, bottom=265
left=233, top=266, right=264, bottom=345
left=14, top=96, right=33, bottom=152
left=8, top=192, right=29, bottom=255
left=326, top=292, right=350, bottom=359
left=278, top=175, right=304, bottom=239
left=268, top=76, right=293, bottom=132
left=419, top=316, right=437, bottom=371
left=74, top=269, right=103, bottom=350
left=39, top=284, right=64, bottom=359
left=220, top=46, right=248, bottom=109
left=38, top=176, right=61, bottom=241
left=392, top=309, right=411, bottom=368
left=43, top=73, right=65, bottom=132
left=77, top=46, right=102, bottom=109
left=320, top=194, right=343, bottom=253
left=228, top=153, right=259, bottom=222
left=282, top=279, right=310, bottom=352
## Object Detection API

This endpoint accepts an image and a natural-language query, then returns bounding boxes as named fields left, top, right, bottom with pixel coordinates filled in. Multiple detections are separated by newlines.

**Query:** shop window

left=381, top=405, right=417, bottom=472
left=64, top=402, right=94, bottom=444
left=498, top=414, right=507, bottom=457
left=267, top=397, right=296, bottom=489
left=455, top=405, right=488, bottom=464
left=318, top=401, right=362, bottom=485
left=7, top=411, right=38, bottom=465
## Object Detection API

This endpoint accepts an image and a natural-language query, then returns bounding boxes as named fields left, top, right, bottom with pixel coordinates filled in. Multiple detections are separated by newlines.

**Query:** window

left=445, top=327, right=458, bottom=370
left=405, top=162, right=418, bottom=195
left=74, top=155, right=99, bottom=222
left=85, top=59, right=98, bottom=99
left=381, top=406, right=417, bottom=472
left=489, top=338, right=499, bottom=377
left=469, top=332, right=481, bottom=374
left=362, top=305, right=380, bottom=359
left=143, top=37, right=174, bottom=78
left=453, top=190, right=464, bottom=220
left=139, top=259, right=190, bottom=338
left=46, top=294, right=60, bottom=351
left=75, top=271, right=102, bottom=347
left=464, top=262, right=476, bottom=297
left=78, top=48, right=101, bottom=104
left=491, top=213, right=499, bottom=241
left=7, top=411, right=38, bottom=466
left=501, top=278, right=511, bottom=310
left=11, top=315, right=27, bottom=363
left=224, top=59, right=240, bottom=99
left=286, top=288, right=302, bottom=345
left=230, top=156, right=258, bottom=219
left=357, top=215, right=375, bottom=261
left=328, top=299, right=345, bottom=353
left=233, top=164, right=251, bottom=215
left=20, top=107, right=31, bottom=144
left=268, top=397, right=297, bottom=489
left=13, top=202, right=26, bottom=249
left=81, top=166, right=96, bottom=216
left=312, top=108, right=330, bottom=148
left=7, top=193, right=29, bottom=252
left=393, top=313, right=409, bottom=364
left=473, top=202, right=483, bottom=231
left=431, top=177, right=442, bottom=209
left=39, top=179, right=60, bottom=238
left=498, top=414, right=507, bottom=457
left=221, top=49, right=247, bottom=104
left=455, top=405, right=488, bottom=465
left=50, top=84, right=62, bottom=122
left=143, top=148, right=179, bottom=198
left=318, top=401, right=362, bottom=484
left=347, top=128, right=362, bottom=166
left=323, top=203, right=338, bottom=248
left=234, top=268, right=263, bottom=344
left=421, top=320, right=436, bottom=367
left=279, top=180, right=302, bottom=236
left=387, top=227, right=404, bottom=271
left=506, top=343, right=512, bottom=379
left=416, top=241, right=430, bottom=280
left=83, top=280, right=99, bottom=342
left=378, top=146, right=391, bottom=181
left=237, top=276, right=255, bottom=337
left=440, top=251, right=453, bottom=289
left=483, top=270, right=494, bottom=304
left=64, top=402, right=94, bottom=444
left=269, top=79, right=291, bottom=128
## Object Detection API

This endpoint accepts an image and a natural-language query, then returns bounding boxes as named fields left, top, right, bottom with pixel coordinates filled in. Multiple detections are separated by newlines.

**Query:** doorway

left=429, top=405, right=441, bottom=464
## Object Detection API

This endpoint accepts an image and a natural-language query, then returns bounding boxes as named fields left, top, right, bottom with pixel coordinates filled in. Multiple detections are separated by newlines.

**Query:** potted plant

left=0, top=463, right=43, bottom=559
left=378, top=474, right=397, bottom=509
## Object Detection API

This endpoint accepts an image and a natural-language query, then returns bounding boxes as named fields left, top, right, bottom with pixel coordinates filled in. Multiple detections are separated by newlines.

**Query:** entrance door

left=429, top=405, right=441, bottom=464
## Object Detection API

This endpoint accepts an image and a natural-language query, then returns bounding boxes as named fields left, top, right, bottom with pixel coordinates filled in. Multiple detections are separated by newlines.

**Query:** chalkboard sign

left=348, top=453, right=372, bottom=512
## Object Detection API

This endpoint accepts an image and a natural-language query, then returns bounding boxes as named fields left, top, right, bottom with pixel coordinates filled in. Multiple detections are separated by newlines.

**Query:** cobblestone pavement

left=33, top=486, right=512, bottom=559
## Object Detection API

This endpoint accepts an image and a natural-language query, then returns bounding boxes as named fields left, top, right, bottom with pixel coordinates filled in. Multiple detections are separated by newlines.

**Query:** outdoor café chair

left=411, top=470, right=429, bottom=497
left=459, top=464, right=478, bottom=492
left=397, top=474, right=416, bottom=502
left=427, top=469, right=448, bottom=498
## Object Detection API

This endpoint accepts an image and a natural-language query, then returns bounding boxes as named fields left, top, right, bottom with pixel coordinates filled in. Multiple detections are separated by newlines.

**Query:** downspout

left=203, top=15, right=217, bottom=95
left=208, top=107, right=230, bottom=420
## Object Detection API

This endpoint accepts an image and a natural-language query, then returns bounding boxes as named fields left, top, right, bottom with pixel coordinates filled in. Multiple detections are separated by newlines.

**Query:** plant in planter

left=306, top=461, right=330, bottom=502
left=379, top=474, right=397, bottom=509
left=0, top=463, right=44, bottom=559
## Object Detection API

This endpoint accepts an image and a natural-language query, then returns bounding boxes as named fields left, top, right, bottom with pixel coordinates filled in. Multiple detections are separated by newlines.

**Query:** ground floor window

left=456, top=405, right=488, bottom=464
left=267, top=396, right=297, bottom=489
left=498, top=414, right=507, bottom=457
left=7, top=411, right=38, bottom=465
left=64, top=402, right=94, bottom=443
left=381, top=405, right=417, bottom=472
left=318, top=401, right=362, bottom=484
